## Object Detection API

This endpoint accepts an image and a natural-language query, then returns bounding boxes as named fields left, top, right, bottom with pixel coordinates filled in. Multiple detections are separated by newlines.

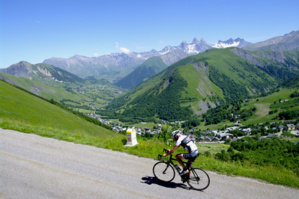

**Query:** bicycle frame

left=158, top=149, right=191, bottom=174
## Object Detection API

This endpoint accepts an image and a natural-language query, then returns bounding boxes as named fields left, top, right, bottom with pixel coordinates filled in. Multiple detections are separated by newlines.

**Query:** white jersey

left=175, top=135, right=198, bottom=153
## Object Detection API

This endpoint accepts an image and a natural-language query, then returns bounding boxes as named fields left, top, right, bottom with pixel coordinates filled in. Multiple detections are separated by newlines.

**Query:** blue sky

left=0, top=0, right=298, bottom=68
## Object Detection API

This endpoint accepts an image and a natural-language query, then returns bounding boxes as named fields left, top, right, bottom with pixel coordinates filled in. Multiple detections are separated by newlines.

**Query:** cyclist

left=163, top=130, right=199, bottom=176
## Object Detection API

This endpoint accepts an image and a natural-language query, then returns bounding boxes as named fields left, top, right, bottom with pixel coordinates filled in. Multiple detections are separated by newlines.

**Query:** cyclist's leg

left=182, top=152, right=199, bottom=180
left=177, top=151, right=199, bottom=174
left=183, top=151, right=199, bottom=170
left=175, top=154, right=186, bottom=169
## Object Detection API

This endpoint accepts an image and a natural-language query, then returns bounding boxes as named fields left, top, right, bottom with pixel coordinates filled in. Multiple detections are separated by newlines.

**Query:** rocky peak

left=0, top=61, right=33, bottom=78
left=192, top=38, right=200, bottom=44
left=200, top=38, right=207, bottom=43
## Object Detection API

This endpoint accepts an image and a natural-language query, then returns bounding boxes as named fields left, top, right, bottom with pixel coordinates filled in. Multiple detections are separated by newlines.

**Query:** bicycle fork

left=163, top=164, right=171, bottom=174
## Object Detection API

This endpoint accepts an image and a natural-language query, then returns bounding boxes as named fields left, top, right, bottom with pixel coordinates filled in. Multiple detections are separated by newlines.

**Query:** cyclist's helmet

left=171, top=130, right=180, bottom=139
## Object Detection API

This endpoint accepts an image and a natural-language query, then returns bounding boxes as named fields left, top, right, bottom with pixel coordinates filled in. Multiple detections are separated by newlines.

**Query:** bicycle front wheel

left=187, top=168, right=210, bottom=191
left=153, top=162, right=175, bottom=182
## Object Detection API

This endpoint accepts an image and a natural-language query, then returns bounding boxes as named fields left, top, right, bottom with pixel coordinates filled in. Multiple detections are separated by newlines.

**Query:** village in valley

left=87, top=112, right=299, bottom=143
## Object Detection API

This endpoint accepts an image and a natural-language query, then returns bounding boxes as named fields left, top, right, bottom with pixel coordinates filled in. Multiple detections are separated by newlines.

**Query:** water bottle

left=174, top=164, right=181, bottom=171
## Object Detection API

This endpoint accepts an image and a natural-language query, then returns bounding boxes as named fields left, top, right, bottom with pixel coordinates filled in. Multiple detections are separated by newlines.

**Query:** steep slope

left=231, top=48, right=299, bottom=81
left=281, top=74, right=299, bottom=88
left=115, top=56, right=168, bottom=89
left=102, top=48, right=284, bottom=122
left=0, top=80, right=115, bottom=137
left=0, top=72, right=58, bottom=96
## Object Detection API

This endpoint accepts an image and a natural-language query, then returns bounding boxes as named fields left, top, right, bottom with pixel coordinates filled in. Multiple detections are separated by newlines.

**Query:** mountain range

left=114, top=31, right=298, bottom=90
left=1, top=30, right=299, bottom=123
left=102, top=45, right=299, bottom=122
left=42, top=37, right=252, bottom=83
left=98, top=30, right=299, bottom=122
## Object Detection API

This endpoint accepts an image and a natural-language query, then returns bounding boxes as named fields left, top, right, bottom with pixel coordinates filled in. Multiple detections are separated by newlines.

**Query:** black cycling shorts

left=182, top=151, right=199, bottom=162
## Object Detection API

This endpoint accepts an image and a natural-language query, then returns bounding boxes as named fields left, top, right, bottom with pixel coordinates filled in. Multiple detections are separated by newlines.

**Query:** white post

left=125, top=127, right=138, bottom=147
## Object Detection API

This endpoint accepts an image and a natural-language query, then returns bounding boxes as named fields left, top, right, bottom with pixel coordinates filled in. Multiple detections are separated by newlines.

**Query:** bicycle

left=152, top=149, right=210, bottom=191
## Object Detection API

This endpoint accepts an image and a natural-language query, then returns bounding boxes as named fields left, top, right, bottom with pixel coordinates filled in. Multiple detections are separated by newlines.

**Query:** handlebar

left=157, top=148, right=172, bottom=160
left=163, top=148, right=170, bottom=153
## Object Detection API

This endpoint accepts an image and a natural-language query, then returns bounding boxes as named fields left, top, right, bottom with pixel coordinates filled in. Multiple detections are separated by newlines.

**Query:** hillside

left=115, top=56, right=168, bottom=90
left=0, top=80, right=115, bottom=138
left=0, top=69, right=124, bottom=112
left=101, top=47, right=298, bottom=122
left=200, top=87, right=299, bottom=129
left=282, top=74, right=299, bottom=88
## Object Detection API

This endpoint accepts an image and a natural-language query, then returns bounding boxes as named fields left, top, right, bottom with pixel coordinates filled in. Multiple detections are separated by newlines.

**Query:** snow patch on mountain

left=213, top=41, right=240, bottom=48
left=187, top=44, right=200, bottom=54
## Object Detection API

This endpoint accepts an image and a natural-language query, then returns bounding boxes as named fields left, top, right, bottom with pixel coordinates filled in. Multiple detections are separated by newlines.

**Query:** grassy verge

left=195, top=156, right=299, bottom=188
left=1, top=118, right=298, bottom=188
left=196, top=143, right=230, bottom=155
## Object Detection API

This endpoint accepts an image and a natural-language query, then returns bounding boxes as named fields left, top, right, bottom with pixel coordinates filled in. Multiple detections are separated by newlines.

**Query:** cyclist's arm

left=163, top=145, right=179, bottom=156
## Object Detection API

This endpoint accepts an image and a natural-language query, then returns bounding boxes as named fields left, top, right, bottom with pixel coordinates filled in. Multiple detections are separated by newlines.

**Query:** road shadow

left=141, top=176, right=190, bottom=190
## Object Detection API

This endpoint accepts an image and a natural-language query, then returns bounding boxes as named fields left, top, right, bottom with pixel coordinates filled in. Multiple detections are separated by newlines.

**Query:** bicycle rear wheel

left=153, top=162, right=175, bottom=182
left=187, top=168, right=210, bottom=191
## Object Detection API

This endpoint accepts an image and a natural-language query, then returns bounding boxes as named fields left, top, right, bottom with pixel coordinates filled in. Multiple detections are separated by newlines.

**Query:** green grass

left=195, top=155, right=299, bottom=188
left=196, top=143, right=230, bottom=155
left=242, top=88, right=298, bottom=125
left=0, top=80, right=115, bottom=137
left=190, top=48, right=276, bottom=95
left=178, top=64, right=224, bottom=107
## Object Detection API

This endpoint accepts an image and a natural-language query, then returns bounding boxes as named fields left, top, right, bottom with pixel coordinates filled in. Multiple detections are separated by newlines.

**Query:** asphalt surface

left=1, top=128, right=298, bottom=199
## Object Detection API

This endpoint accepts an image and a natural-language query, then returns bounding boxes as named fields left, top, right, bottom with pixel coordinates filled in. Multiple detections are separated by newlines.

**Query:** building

left=287, top=124, right=295, bottom=131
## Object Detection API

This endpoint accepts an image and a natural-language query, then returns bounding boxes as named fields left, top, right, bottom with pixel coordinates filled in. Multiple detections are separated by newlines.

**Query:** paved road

left=1, top=129, right=298, bottom=199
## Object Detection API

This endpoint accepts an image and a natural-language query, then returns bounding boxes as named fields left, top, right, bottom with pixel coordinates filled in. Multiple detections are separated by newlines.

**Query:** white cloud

left=115, top=42, right=130, bottom=54
left=93, top=49, right=100, bottom=57
left=119, top=47, right=130, bottom=54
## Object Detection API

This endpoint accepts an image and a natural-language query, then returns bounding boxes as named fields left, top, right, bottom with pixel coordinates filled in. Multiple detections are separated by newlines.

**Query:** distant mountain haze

left=42, top=37, right=253, bottom=82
